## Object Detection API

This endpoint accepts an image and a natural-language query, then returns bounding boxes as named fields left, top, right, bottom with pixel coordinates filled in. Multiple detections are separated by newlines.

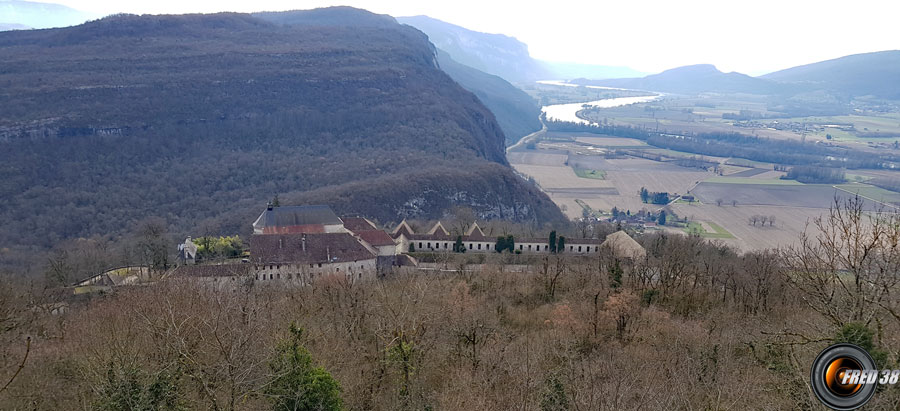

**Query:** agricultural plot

left=506, top=151, right=568, bottom=166
left=669, top=203, right=826, bottom=251
left=728, top=168, right=769, bottom=177
left=682, top=221, right=735, bottom=239
left=607, top=169, right=710, bottom=194
left=702, top=176, right=800, bottom=185
left=573, top=136, right=648, bottom=147
left=725, top=158, right=775, bottom=169
left=834, top=183, right=900, bottom=207
left=511, top=164, right=616, bottom=189
left=578, top=195, right=649, bottom=215
left=747, top=170, right=787, bottom=180
left=573, top=168, right=606, bottom=179
left=691, top=182, right=897, bottom=210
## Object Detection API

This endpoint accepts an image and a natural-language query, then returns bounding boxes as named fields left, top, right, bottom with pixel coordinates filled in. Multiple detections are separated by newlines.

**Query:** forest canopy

left=0, top=8, right=565, bottom=273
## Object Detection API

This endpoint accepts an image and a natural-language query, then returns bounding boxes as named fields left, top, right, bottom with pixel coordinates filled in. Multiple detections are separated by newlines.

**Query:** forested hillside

left=0, top=8, right=565, bottom=271
left=435, top=49, right=542, bottom=145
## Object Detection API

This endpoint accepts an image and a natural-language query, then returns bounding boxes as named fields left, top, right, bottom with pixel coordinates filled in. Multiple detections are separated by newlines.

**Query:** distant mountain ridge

left=398, top=15, right=644, bottom=83
left=398, top=15, right=548, bottom=82
left=0, top=0, right=93, bottom=28
left=0, top=22, right=28, bottom=30
left=571, top=50, right=900, bottom=100
left=762, top=50, right=900, bottom=100
left=0, top=8, right=564, bottom=265
left=577, top=64, right=785, bottom=95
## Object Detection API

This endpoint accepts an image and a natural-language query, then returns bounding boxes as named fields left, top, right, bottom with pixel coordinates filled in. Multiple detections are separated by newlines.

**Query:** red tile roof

left=251, top=233, right=375, bottom=264
left=341, top=217, right=377, bottom=233
left=356, top=230, right=395, bottom=247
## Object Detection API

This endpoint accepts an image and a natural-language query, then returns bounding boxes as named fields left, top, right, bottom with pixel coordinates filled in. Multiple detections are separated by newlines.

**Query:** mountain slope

left=398, top=15, right=549, bottom=82
left=0, top=8, right=564, bottom=263
left=0, top=0, right=92, bottom=28
left=435, top=49, right=542, bottom=145
left=762, top=50, right=900, bottom=99
left=581, top=64, right=783, bottom=94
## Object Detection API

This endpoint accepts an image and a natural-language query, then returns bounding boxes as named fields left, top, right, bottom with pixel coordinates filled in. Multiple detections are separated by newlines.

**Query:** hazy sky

left=54, top=0, right=900, bottom=75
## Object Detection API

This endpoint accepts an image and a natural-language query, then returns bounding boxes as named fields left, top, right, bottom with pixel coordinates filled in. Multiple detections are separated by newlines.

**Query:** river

left=537, top=80, right=660, bottom=124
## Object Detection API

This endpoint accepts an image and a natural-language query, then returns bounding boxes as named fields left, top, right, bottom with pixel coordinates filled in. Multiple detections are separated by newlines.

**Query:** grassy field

left=574, top=168, right=606, bottom=179
left=683, top=221, right=735, bottom=239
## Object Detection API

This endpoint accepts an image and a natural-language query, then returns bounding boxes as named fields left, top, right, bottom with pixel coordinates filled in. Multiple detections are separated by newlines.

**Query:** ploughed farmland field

left=691, top=182, right=900, bottom=211
left=669, top=203, right=827, bottom=251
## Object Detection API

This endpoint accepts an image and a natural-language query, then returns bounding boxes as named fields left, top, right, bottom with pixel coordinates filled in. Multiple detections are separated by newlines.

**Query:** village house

left=248, top=205, right=402, bottom=282
left=250, top=232, right=378, bottom=283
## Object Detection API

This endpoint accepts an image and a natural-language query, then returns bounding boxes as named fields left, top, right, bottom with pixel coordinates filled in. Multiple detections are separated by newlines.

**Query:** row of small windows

left=256, top=267, right=367, bottom=281
left=256, top=263, right=324, bottom=270
left=415, top=242, right=595, bottom=253
left=417, top=242, right=494, bottom=251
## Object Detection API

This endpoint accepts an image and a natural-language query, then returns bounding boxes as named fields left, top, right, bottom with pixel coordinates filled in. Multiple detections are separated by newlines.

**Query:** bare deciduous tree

left=782, top=196, right=900, bottom=327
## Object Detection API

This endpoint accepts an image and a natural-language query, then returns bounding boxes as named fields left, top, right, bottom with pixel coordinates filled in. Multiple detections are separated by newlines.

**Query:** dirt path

left=506, top=118, right=547, bottom=154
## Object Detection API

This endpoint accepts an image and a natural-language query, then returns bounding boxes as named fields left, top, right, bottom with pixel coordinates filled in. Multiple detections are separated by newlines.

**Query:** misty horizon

left=3, top=0, right=898, bottom=75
